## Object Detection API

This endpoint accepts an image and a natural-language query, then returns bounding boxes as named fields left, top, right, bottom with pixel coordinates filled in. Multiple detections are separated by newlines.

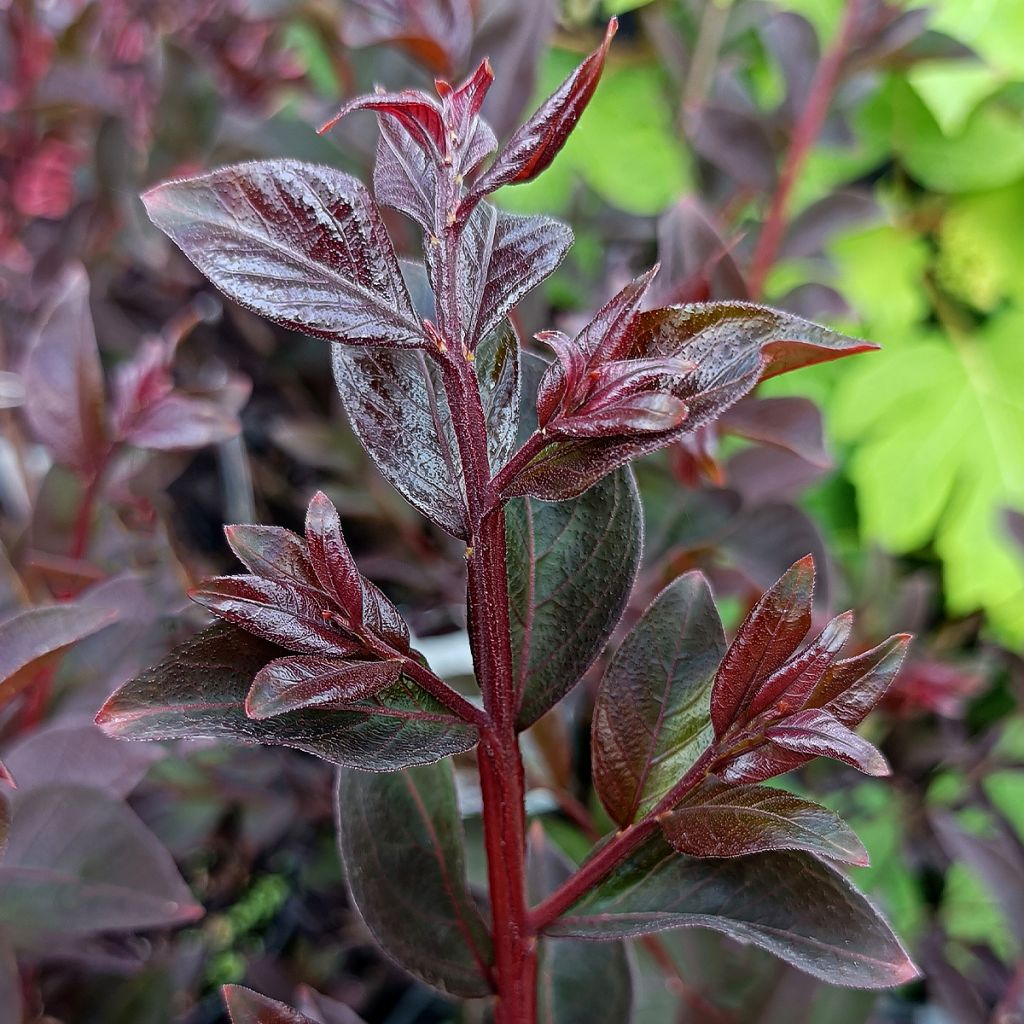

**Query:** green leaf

left=496, top=53, right=690, bottom=216
left=831, top=311, right=1024, bottom=646
left=335, top=760, right=493, bottom=997
left=547, top=840, right=919, bottom=989
left=661, top=778, right=869, bottom=865
left=96, top=623, right=477, bottom=769
left=506, top=467, right=642, bottom=728
left=591, top=572, right=725, bottom=827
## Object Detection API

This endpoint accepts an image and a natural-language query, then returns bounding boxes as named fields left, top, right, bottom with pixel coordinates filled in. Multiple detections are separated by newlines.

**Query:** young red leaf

left=142, top=160, right=423, bottom=349
left=335, top=759, right=494, bottom=996
left=360, top=579, right=411, bottom=653
left=224, top=985, right=318, bottom=1024
left=660, top=778, right=869, bottom=865
left=374, top=112, right=436, bottom=231
left=224, top=524, right=321, bottom=591
left=96, top=623, right=477, bottom=770
left=189, top=575, right=359, bottom=656
left=744, top=609, right=854, bottom=720
left=320, top=92, right=447, bottom=156
left=304, top=491, right=362, bottom=619
left=21, top=264, right=108, bottom=475
left=764, top=708, right=891, bottom=776
left=547, top=841, right=920, bottom=989
left=710, top=555, right=815, bottom=737
left=246, top=656, right=402, bottom=719
left=470, top=19, right=617, bottom=196
left=0, top=604, right=118, bottom=704
left=592, top=572, right=726, bottom=827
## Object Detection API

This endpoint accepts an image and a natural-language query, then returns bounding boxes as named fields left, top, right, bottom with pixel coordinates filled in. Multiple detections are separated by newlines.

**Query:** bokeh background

left=1, top=0, right=1023, bottom=1021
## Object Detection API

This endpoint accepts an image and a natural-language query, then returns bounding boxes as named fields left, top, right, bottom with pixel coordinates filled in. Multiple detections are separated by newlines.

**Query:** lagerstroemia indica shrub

left=97, top=20, right=918, bottom=1023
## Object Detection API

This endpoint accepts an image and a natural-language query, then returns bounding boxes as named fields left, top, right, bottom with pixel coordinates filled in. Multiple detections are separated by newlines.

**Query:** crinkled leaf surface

left=0, top=603, right=118, bottom=703
left=143, top=160, right=423, bottom=348
left=506, top=467, right=642, bottom=728
left=0, top=784, right=201, bottom=941
left=548, top=839, right=918, bottom=989
left=662, top=778, right=868, bottom=864
left=592, top=572, right=725, bottom=826
left=21, top=264, right=107, bottom=475
left=335, top=759, right=493, bottom=997
left=224, top=985, right=318, bottom=1024
left=476, top=320, right=521, bottom=472
left=96, top=623, right=476, bottom=770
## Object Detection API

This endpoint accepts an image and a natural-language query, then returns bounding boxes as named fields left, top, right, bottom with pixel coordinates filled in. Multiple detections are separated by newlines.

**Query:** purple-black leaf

left=142, top=160, right=424, bottom=349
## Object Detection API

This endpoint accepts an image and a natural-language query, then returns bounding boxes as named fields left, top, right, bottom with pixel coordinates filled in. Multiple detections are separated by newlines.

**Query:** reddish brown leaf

left=246, top=656, right=402, bottom=719
left=224, top=524, right=321, bottom=591
left=304, top=491, right=362, bottom=619
left=765, top=708, right=890, bottom=776
left=661, top=778, right=869, bottom=865
left=710, top=556, right=815, bottom=737
left=224, top=985, right=317, bottom=1024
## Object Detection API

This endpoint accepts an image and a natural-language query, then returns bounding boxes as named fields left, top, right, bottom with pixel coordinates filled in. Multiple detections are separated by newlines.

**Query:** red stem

left=530, top=746, right=718, bottom=931
left=400, top=656, right=488, bottom=728
left=433, top=170, right=536, bottom=1018
left=746, top=0, right=864, bottom=299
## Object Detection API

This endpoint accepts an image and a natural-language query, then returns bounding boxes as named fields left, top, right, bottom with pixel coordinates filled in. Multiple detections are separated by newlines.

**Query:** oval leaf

left=661, top=778, right=869, bottom=865
left=547, top=841, right=919, bottom=989
left=336, top=759, right=494, bottom=997
left=506, top=467, right=642, bottom=729
left=593, top=572, right=726, bottom=827
left=96, top=623, right=476, bottom=770
left=142, top=160, right=423, bottom=349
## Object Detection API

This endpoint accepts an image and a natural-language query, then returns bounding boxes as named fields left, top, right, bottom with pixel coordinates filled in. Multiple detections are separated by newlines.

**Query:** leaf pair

left=506, top=294, right=876, bottom=501
left=193, top=491, right=408, bottom=719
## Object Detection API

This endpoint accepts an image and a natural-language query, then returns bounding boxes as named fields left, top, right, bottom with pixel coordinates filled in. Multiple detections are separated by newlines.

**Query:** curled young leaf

left=660, top=777, right=869, bottom=865
left=143, top=160, right=423, bottom=349
left=305, top=491, right=363, bottom=619
left=592, top=572, right=725, bottom=827
left=336, top=759, right=494, bottom=997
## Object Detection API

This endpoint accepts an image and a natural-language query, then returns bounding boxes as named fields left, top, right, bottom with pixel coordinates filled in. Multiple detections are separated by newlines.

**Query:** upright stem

left=433, top=178, right=536, bottom=1019
left=746, top=0, right=864, bottom=298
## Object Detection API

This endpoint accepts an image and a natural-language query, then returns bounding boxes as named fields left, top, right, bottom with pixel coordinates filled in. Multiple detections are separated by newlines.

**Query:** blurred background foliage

left=1, top=0, right=1023, bottom=1021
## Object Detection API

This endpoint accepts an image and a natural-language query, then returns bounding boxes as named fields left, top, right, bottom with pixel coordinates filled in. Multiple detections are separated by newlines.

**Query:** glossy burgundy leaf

left=224, top=524, right=321, bottom=591
left=0, top=783, right=202, bottom=941
left=340, top=0, right=473, bottom=77
left=335, top=759, right=494, bottom=997
left=744, top=610, right=854, bottom=720
left=21, top=264, right=107, bottom=475
left=470, top=19, right=617, bottom=196
left=765, top=708, right=890, bottom=776
left=661, top=777, right=868, bottom=865
left=477, top=321, right=521, bottom=472
left=506, top=468, right=642, bottom=729
left=507, top=304, right=872, bottom=501
left=548, top=840, right=919, bottom=989
left=719, top=396, right=831, bottom=468
left=710, top=555, right=815, bottom=737
left=320, top=92, right=447, bottom=156
left=592, top=572, right=725, bottom=827
left=374, top=112, right=435, bottom=231
left=459, top=202, right=572, bottom=350
left=0, top=603, right=118, bottom=703
left=305, top=491, right=362, bottom=618
left=224, top=985, right=318, bottom=1024
left=142, top=160, right=423, bottom=349
left=246, top=656, right=402, bottom=719
left=96, top=623, right=477, bottom=770
left=190, top=575, right=358, bottom=656
left=359, top=579, right=411, bottom=653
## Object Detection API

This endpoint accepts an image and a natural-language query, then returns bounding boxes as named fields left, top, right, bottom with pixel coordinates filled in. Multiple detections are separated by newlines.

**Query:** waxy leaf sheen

left=592, top=572, right=725, bottom=827
left=335, top=759, right=494, bottom=997
left=143, top=160, right=423, bottom=348
left=547, top=840, right=919, bottom=989
left=506, top=467, right=642, bottom=728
